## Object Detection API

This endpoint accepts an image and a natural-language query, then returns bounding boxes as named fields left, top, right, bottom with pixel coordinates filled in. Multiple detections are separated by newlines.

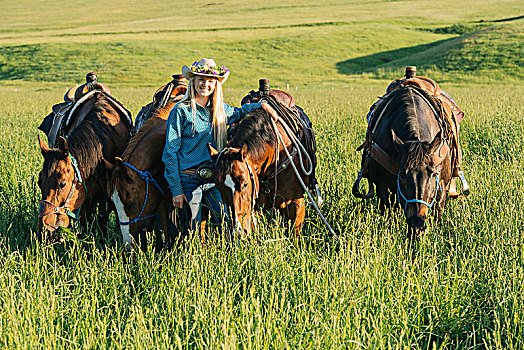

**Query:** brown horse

left=210, top=100, right=314, bottom=239
left=104, top=78, right=187, bottom=250
left=354, top=84, right=455, bottom=238
left=38, top=91, right=132, bottom=242
left=105, top=104, right=173, bottom=250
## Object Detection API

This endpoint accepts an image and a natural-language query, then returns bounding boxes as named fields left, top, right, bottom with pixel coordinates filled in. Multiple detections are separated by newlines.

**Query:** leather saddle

left=134, top=74, right=188, bottom=131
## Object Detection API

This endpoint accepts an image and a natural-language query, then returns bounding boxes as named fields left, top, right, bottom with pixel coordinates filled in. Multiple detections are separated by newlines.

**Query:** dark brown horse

left=210, top=99, right=315, bottom=239
left=104, top=77, right=187, bottom=250
left=105, top=104, right=173, bottom=250
left=38, top=91, right=132, bottom=242
left=354, top=83, right=455, bottom=238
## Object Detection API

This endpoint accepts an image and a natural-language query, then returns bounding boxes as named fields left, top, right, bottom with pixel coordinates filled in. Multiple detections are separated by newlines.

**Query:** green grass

left=0, top=0, right=524, bottom=348
left=0, top=84, right=523, bottom=349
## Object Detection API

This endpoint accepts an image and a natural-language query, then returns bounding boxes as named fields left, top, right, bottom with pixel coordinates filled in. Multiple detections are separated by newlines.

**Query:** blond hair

left=180, top=76, right=227, bottom=151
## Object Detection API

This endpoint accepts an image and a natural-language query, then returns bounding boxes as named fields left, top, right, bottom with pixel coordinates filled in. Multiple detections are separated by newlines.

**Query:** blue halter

left=396, top=172, right=441, bottom=214
left=117, top=162, right=165, bottom=225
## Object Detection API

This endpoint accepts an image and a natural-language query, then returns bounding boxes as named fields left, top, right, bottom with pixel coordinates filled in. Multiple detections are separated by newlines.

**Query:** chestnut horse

left=354, top=84, right=454, bottom=238
left=105, top=79, right=187, bottom=250
left=210, top=102, right=314, bottom=239
left=105, top=105, right=172, bottom=250
left=38, top=92, right=132, bottom=242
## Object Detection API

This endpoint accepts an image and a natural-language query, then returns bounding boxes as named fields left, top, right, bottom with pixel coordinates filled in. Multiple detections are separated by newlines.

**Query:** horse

left=104, top=77, right=187, bottom=250
left=210, top=89, right=317, bottom=240
left=37, top=91, right=133, bottom=243
left=105, top=105, right=172, bottom=251
left=353, top=81, right=457, bottom=239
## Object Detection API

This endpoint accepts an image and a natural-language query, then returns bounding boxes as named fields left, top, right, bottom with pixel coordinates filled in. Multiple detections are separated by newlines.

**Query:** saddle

left=385, top=75, right=463, bottom=139
left=239, top=79, right=318, bottom=193
left=38, top=72, right=132, bottom=146
left=134, top=74, right=188, bottom=131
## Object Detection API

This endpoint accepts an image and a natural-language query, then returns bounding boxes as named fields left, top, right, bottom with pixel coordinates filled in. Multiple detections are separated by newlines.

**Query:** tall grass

left=0, top=84, right=522, bottom=348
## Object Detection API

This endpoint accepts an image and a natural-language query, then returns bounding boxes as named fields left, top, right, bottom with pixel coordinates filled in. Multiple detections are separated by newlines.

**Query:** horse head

left=210, top=144, right=259, bottom=235
left=37, top=136, right=86, bottom=242
left=105, top=157, right=165, bottom=250
left=392, top=130, right=449, bottom=237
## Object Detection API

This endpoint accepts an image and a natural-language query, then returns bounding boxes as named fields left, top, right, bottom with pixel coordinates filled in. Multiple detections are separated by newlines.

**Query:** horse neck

left=122, top=116, right=166, bottom=173
left=389, top=89, right=440, bottom=143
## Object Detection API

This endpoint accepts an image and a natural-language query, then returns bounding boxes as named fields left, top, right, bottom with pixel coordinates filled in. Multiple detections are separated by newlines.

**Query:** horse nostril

left=407, top=215, right=426, bottom=229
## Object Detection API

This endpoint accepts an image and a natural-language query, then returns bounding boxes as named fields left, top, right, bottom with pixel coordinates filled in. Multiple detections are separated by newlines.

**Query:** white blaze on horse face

left=111, top=190, right=134, bottom=250
left=224, top=174, right=242, bottom=230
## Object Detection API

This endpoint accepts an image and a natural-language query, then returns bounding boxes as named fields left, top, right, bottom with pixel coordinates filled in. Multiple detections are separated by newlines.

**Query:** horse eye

left=241, top=183, right=248, bottom=190
left=58, top=181, right=67, bottom=189
left=125, top=201, right=135, bottom=210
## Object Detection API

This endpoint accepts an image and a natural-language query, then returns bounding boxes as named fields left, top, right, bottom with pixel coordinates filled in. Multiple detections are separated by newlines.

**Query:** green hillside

left=0, top=1, right=522, bottom=87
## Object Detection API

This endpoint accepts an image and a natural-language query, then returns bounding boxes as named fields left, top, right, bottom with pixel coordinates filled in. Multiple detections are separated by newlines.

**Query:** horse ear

left=57, top=136, right=69, bottom=156
left=391, top=130, right=405, bottom=146
left=240, top=144, right=248, bottom=159
left=38, top=135, right=50, bottom=157
left=208, top=143, right=219, bottom=156
left=102, top=157, right=116, bottom=172
left=208, top=143, right=220, bottom=163
left=429, top=131, right=443, bottom=153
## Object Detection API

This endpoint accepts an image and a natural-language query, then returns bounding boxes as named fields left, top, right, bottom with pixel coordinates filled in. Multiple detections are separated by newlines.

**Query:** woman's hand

left=261, top=101, right=278, bottom=121
left=172, top=194, right=187, bottom=209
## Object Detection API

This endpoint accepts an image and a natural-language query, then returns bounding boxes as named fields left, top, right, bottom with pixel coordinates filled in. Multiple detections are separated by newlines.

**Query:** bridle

left=217, top=147, right=259, bottom=221
left=117, top=162, right=165, bottom=226
left=396, top=172, right=442, bottom=214
left=38, top=153, right=87, bottom=223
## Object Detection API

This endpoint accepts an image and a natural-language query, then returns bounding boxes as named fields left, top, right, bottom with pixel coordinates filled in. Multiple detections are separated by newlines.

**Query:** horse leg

left=375, top=182, right=391, bottom=214
left=97, top=201, right=110, bottom=239
left=284, top=198, right=305, bottom=243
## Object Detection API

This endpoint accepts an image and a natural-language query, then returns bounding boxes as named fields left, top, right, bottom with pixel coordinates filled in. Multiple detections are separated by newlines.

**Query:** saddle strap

left=369, top=142, right=399, bottom=175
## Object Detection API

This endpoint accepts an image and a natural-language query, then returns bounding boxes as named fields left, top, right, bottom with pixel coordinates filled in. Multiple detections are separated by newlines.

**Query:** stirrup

left=308, top=184, right=323, bottom=208
left=458, top=170, right=470, bottom=196
left=449, top=171, right=470, bottom=198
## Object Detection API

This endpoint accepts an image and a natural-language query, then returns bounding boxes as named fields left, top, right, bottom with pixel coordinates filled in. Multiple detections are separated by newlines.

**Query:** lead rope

left=268, top=115, right=337, bottom=239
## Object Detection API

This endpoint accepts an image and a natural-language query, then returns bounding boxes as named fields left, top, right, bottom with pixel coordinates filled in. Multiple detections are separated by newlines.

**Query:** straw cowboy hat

left=182, top=58, right=230, bottom=84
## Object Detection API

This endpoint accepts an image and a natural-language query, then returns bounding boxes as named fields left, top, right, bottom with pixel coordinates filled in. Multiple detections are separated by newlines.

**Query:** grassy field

left=0, top=1, right=523, bottom=348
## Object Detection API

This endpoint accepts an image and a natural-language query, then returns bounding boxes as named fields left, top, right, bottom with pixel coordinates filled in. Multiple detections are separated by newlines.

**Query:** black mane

left=228, top=108, right=276, bottom=161
left=66, top=94, right=124, bottom=179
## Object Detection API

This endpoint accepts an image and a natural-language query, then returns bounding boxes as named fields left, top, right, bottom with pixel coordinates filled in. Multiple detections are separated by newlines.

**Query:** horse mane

left=122, top=104, right=171, bottom=161
left=228, top=108, right=276, bottom=161
left=402, top=141, right=434, bottom=169
left=66, top=93, right=124, bottom=179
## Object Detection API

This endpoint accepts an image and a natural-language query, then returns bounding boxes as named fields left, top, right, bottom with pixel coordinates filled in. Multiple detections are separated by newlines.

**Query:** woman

left=162, top=58, right=277, bottom=240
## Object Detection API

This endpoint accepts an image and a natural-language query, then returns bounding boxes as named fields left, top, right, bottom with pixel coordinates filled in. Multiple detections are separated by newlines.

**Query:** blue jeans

left=179, top=174, right=230, bottom=238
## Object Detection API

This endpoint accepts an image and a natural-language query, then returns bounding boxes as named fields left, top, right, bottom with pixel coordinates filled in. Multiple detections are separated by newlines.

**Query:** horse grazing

left=105, top=103, right=174, bottom=250
left=38, top=91, right=132, bottom=242
left=103, top=76, right=187, bottom=250
left=353, top=74, right=460, bottom=238
left=211, top=92, right=316, bottom=239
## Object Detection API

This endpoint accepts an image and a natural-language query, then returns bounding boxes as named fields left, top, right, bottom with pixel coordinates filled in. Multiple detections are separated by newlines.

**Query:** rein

left=397, top=173, right=442, bottom=214
left=117, top=162, right=165, bottom=226
left=262, top=98, right=337, bottom=239
left=38, top=153, right=87, bottom=222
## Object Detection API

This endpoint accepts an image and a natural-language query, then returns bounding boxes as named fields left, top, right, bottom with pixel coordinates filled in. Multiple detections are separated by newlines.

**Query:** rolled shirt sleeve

left=162, top=107, right=184, bottom=197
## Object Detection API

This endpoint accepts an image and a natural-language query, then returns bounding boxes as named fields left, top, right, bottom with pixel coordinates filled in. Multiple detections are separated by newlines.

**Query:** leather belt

left=180, top=166, right=214, bottom=180
left=180, top=168, right=196, bottom=176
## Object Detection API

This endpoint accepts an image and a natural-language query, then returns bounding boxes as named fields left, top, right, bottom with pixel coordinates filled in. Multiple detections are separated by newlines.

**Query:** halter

left=217, top=147, right=259, bottom=210
left=117, top=162, right=165, bottom=226
left=396, top=172, right=441, bottom=214
left=38, top=153, right=87, bottom=222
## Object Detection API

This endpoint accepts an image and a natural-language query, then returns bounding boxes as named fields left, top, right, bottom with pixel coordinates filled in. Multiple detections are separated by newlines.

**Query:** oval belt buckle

left=196, top=166, right=214, bottom=181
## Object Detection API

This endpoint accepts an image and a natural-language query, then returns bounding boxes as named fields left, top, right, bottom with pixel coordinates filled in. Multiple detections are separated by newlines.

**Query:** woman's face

left=194, top=76, right=217, bottom=98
